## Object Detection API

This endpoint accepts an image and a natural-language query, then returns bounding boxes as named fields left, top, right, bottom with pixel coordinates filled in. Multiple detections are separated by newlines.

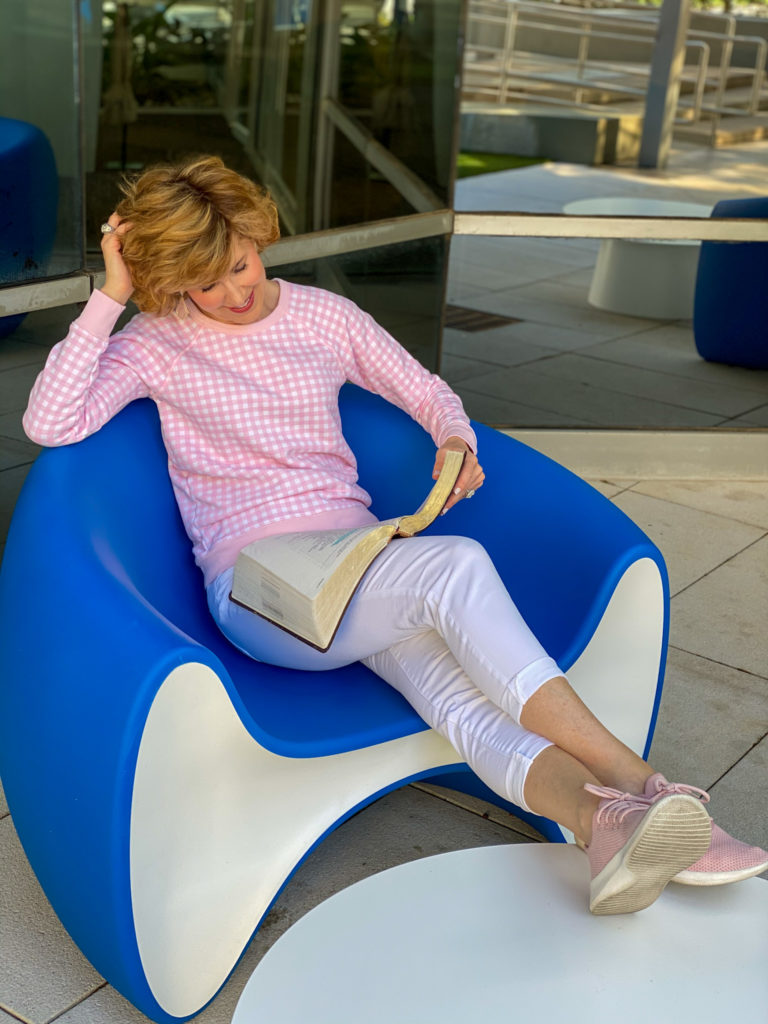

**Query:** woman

left=24, top=156, right=767, bottom=914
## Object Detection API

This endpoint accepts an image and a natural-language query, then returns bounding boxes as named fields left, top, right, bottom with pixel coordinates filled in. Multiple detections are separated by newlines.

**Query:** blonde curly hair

left=114, top=155, right=280, bottom=316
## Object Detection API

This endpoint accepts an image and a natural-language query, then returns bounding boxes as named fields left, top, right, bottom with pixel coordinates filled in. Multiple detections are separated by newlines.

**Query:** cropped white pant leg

left=207, top=535, right=562, bottom=810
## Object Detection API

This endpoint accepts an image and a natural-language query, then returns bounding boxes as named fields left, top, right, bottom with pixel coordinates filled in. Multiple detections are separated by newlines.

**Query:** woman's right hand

left=99, top=212, right=135, bottom=306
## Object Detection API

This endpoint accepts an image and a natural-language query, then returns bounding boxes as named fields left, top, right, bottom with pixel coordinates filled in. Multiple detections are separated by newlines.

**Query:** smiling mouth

left=228, top=291, right=255, bottom=314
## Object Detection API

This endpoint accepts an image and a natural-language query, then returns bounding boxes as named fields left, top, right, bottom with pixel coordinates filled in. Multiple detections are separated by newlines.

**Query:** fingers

left=442, top=452, right=485, bottom=512
left=99, top=213, right=135, bottom=305
left=100, top=213, right=130, bottom=250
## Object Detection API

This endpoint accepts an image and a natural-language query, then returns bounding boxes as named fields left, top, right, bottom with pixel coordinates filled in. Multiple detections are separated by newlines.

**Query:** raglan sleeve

left=23, top=289, right=152, bottom=447
left=332, top=297, right=478, bottom=453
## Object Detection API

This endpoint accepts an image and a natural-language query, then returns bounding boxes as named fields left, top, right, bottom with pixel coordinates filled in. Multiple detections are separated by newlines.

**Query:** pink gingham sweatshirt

left=24, top=279, right=477, bottom=585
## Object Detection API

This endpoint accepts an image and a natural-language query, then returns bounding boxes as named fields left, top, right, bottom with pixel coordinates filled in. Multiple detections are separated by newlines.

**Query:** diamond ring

left=465, top=489, right=476, bottom=499
left=100, top=222, right=116, bottom=234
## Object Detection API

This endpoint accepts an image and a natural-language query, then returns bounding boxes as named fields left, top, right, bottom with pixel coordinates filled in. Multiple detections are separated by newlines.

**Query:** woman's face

left=186, top=237, right=272, bottom=324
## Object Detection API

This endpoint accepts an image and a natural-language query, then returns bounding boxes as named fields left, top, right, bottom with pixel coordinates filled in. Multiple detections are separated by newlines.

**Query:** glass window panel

left=446, top=232, right=768, bottom=430
left=0, top=0, right=84, bottom=283
left=336, top=0, right=463, bottom=209
left=459, top=3, right=768, bottom=213
left=271, top=233, right=450, bottom=372
left=329, top=132, right=414, bottom=226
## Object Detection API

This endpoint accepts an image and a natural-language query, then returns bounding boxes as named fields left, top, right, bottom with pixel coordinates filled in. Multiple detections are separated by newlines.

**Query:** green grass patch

left=457, top=151, right=546, bottom=178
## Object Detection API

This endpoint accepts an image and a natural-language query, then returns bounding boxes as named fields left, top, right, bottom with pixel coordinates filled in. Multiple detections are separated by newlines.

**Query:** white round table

left=564, top=198, right=712, bottom=320
left=232, top=844, right=768, bottom=1024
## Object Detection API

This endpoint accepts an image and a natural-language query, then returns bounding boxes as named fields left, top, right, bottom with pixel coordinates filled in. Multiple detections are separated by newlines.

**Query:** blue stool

left=693, top=196, right=768, bottom=369
left=0, top=117, right=58, bottom=338
left=0, top=386, right=669, bottom=1022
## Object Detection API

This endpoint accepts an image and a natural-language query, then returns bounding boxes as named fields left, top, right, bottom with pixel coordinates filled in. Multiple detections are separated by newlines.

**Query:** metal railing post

left=639, top=0, right=691, bottom=168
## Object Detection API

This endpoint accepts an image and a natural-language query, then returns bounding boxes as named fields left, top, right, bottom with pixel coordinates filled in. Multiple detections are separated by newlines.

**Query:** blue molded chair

left=693, top=196, right=768, bottom=369
left=0, top=117, right=58, bottom=337
left=0, top=386, right=669, bottom=1022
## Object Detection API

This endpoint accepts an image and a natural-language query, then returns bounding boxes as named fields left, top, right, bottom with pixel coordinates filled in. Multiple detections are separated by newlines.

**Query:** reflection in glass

left=445, top=231, right=768, bottom=430
left=84, top=1, right=464, bottom=244
left=270, top=232, right=450, bottom=372
left=0, top=0, right=84, bottom=283
left=329, top=0, right=463, bottom=226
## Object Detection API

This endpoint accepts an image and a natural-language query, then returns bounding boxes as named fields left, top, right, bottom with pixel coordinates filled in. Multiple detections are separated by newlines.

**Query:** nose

left=223, top=279, right=248, bottom=307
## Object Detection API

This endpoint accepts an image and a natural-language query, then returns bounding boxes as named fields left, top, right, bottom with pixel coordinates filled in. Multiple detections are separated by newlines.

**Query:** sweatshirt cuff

left=439, top=422, right=478, bottom=453
left=75, top=288, right=126, bottom=338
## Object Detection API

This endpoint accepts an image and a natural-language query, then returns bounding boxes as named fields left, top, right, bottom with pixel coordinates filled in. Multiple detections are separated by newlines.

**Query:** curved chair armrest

left=0, top=471, right=228, bottom=1003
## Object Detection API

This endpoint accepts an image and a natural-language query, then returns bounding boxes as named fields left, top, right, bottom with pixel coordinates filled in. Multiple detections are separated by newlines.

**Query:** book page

left=396, top=448, right=465, bottom=537
left=237, top=524, right=394, bottom=600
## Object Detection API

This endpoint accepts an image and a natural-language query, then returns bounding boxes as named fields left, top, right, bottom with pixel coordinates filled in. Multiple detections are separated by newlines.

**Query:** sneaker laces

left=646, top=777, right=711, bottom=805
left=584, top=783, right=655, bottom=826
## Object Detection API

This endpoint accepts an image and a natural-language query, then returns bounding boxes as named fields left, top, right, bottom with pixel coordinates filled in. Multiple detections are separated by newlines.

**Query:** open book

left=229, top=449, right=465, bottom=651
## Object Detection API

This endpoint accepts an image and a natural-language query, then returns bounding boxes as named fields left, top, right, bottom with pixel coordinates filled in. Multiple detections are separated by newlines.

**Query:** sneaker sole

left=590, top=794, right=711, bottom=915
left=672, top=859, right=768, bottom=886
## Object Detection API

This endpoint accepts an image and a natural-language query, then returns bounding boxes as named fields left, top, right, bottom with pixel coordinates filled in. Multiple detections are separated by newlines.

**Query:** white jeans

left=207, top=535, right=561, bottom=810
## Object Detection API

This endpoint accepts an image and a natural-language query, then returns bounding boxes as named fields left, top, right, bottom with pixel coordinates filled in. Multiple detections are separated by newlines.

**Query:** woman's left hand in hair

left=433, top=437, right=484, bottom=513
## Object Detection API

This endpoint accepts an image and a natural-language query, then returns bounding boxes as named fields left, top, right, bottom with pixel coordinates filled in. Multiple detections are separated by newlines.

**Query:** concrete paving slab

left=456, top=387, right=594, bottom=427
left=0, top=365, right=46, bottom=418
left=0, top=438, right=38, bottom=473
left=440, top=353, right=503, bottom=385
left=630, top=480, right=768, bottom=531
left=458, top=365, right=723, bottom=427
left=0, top=465, right=34, bottom=542
left=705, top=735, right=768, bottom=861
left=0, top=1009, right=26, bottom=1024
left=448, top=258, right=529, bottom=292
left=527, top=352, right=768, bottom=418
left=585, top=478, right=637, bottom=498
left=457, top=288, right=668, bottom=341
left=445, top=278, right=502, bottom=304
left=724, top=404, right=768, bottom=427
left=450, top=234, right=599, bottom=269
left=588, top=328, right=768, bottom=395
left=50, top=986, right=153, bottom=1024
left=2, top=306, right=80, bottom=350
left=0, top=780, right=7, bottom=819
left=649, top=647, right=768, bottom=793
left=0, top=818, right=104, bottom=1024
left=449, top=253, right=595, bottom=293
left=0, top=339, right=49, bottom=373
left=669, top=536, right=768, bottom=677
left=411, top=782, right=545, bottom=842
left=0, top=413, right=35, bottom=447
left=611, top=490, right=764, bottom=595
left=447, top=317, right=609, bottom=354
left=441, top=328, right=556, bottom=369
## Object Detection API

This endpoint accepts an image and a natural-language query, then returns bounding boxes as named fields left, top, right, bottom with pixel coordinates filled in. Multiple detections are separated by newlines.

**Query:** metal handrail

left=466, top=0, right=768, bottom=125
left=467, top=15, right=710, bottom=120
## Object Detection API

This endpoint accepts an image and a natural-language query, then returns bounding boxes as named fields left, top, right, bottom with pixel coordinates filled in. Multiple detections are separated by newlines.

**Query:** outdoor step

left=674, top=113, right=768, bottom=146
left=697, top=84, right=768, bottom=111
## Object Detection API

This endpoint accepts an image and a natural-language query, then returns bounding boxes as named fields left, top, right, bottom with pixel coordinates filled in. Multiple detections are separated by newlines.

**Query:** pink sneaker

left=643, top=773, right=768, bottom=886
left=584, top=783, right=711, bottom=915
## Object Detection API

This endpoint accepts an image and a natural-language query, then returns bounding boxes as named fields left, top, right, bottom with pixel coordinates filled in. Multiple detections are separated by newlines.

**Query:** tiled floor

left=1, top=142, right=767, bottom=1023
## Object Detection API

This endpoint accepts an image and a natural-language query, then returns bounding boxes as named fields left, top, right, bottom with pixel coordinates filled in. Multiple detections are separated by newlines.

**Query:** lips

left=228, top=290, right=254, bottom=314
